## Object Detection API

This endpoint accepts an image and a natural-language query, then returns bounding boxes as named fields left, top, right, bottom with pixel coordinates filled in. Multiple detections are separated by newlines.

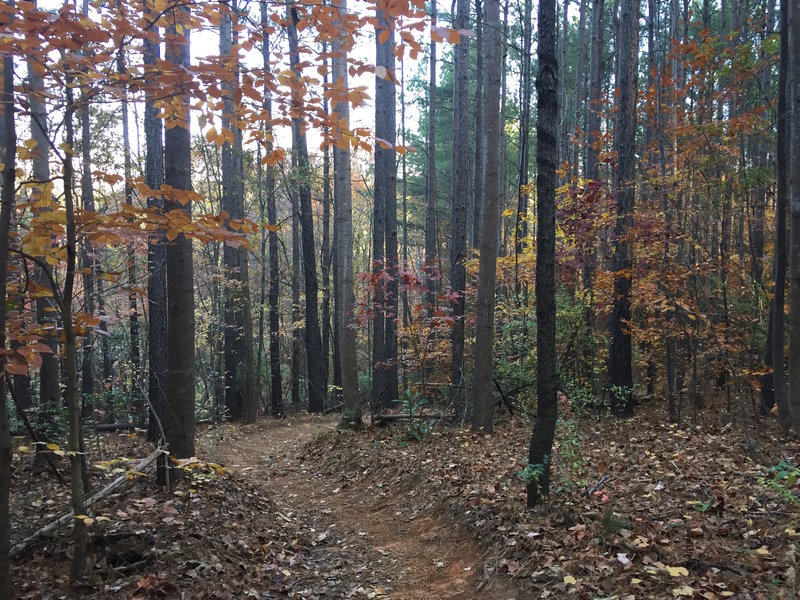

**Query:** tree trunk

left=375, top=8, right=399, bottom=409
left=559, top=0, right=570, bottom=177
left=787, top=0, right=800, bottom=435
left=471, top=0, right=502, bottom=433
left=288, top=7, right=325, bottom=413
left=425, top=5, right=439, bottom=309
left=163, top=2, right=196, bottom=462
left=63, top=80, right=88, bottom=581
left=117, top=44, right=142, bottom=425
left=472, top=0, right=484, bottom=249
left=80, top=0, right=97, bottom=408
left=450, top=0, right=470, bottom=417
left=571, top=0, right=588, bottom=180
left=221, top=1, right=255, bottom=422
left=514, top=0, right=533, bottom=305
left=0, top=23, right=16, bottom=596
left=607, top=0, right=638, bottom=418
left=332, top=0, right=361, bottom=427
left=773, top=0, right=790, bottom=425
left=261, top=1, right=283, bottom=417
left=291, top=166, right=301, bottom=407
left=321, top=44, right=332, bottom=408
left=144, top=0, right=167, bottom=443
left=528, top=0, right=559, bottom=507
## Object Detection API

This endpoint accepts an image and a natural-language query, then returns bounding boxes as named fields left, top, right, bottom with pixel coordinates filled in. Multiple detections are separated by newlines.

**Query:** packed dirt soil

left=9, top=406, right=800, bottom=599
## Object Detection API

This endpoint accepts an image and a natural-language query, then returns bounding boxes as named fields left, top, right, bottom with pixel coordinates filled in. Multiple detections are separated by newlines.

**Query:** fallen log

left=95, top=423, right=137, bottom=432
left=323, top=403, right=344, bottom=415
left=10, top=448, right=165, bottom=558
left=374, top=413, right=447, bottom=422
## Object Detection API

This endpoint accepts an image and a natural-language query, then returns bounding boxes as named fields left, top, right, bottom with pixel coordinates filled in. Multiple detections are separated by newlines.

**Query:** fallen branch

left=323, top=402, right=344, bottom=415
left=374, top=413, right=447, bottom=422
left=493, top=378, right=515, bottom=415
left=585, top=474, right=610, bottom=497
left=95, top=423, right=137, bottom=432
left=10, top=448, right=165, bottom=558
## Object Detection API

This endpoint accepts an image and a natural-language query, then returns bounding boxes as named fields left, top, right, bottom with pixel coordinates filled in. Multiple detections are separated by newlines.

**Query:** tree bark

left=571, top=0, right=588, bottom=180
left=0, top=18, right=16, bottom=595
left=288, top=6, right=325, bottom=413
left=528, top=0, right=559, bottom=507
left=375, top=7, right=399, bottom=409
left=773, top=0, right=790, bottom=425
left=332, top=0, right=361, bottom=426
left=471, top=0, right=502, bottom=433
left=425, top=5, right=439, bottom=309
left=472, top=0, right=484, bottom=249
left=321, top=44, right=332, bottom=408
left=163, top=1, right=196, bottom=461
left=787, top=0, right=800, bottom=435
left=144, top=0, right=167, bottom=443
left=607, top=0, right=638, bottom=418
left=63, top=79, right=88, bottom=581
left=450, top=0, right=470, bottom=417
left=260, top=1, right=282, bottom=417
left=117, top=42, right=142, bottom=426
left=221, top=1, right=256, bottom=422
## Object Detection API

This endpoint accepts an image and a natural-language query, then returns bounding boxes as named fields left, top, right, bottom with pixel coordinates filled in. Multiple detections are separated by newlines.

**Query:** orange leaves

left=430, top=25, right=470, bottom=45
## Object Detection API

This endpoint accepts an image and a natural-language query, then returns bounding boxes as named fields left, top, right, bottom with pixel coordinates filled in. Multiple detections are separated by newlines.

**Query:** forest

left=0, top=0, right=798, bottom=597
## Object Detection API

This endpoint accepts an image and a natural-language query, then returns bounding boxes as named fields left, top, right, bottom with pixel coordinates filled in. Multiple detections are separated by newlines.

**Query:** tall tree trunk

left=0, top=18, right=16, bottom=594
left=471, top=0, right=502, bottom=433
left=221, top=1, right=255, bottom=422
left=528, top=0, right=559, bottom=507
left=144, top=0, right=167, bottom=443
left=332, top=0, right=361, bottom=426
left=425, top=4, right=438, bottom=309
left=449, top=0, right=470, bottom=417
left=607, top=0, right=638, bottom=418
left=581, top=0, right=603, bottom=378
left=261, top=1, right=282, bottom=417
left=163, top=1, right=196, bottom=461
left=321, top=44, right=332, bottom=407
left=117, top=42, right=142, bottom=425
left=288, top=6, right=325, bottom=413
left=773, top=0, right=790, bottom=425
left=80, top=0, right=97, bottom=407
left=375, top=7, right=399, bottom=409
left=472, top=0, right=484, bottom=248
left=559, top=0, right=570, bottom=177
left=571, top=0, right=588, bottom=179
left=514, top=0, right=533, bottom=305
left=655, top=0, right=677, bottom=422
left=787, top=0, right=800, bottom=435
left=63, top=78, right=88, bottom=581
left=291, top=166, right=301, bottom=407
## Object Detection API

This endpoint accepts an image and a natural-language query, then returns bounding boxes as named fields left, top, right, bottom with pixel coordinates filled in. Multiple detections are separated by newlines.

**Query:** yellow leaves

left=666, top=565, right=689, bottom=577
left=672, top=585, right=694, bottom=597
left=563, top=575, right=577, bottom=585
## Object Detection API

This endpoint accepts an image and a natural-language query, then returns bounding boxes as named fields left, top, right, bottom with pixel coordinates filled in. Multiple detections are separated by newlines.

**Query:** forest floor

left=8, top=403, right=800, bottom=599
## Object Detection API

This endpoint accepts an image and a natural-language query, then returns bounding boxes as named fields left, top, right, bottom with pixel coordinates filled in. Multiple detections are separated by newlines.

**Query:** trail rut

left=201, top=416, right=519, bottom=599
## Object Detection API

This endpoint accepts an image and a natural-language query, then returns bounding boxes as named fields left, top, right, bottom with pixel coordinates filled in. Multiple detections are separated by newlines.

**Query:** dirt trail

left=201, top=416, right=519, bottom=599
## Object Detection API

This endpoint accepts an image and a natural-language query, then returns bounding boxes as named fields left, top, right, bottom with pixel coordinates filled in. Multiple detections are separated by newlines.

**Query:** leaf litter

left=8, top=408, right=800, bottom=599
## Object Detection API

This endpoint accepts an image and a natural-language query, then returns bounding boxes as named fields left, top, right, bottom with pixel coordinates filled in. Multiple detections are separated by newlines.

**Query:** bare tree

left=528, top=0, right=559, bottom=506
left=607, top=0, right=639, bottom=417
left=471, top=0, right=502, bottom=433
